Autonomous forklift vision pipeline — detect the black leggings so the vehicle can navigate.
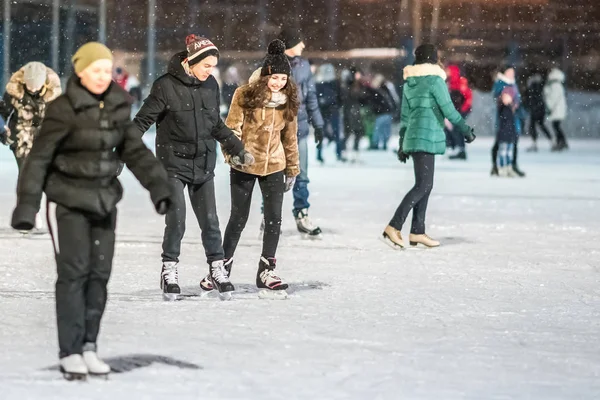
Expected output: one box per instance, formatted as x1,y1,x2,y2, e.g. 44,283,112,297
223,169,285,260
551,120,567,145
529,116,552,142
389,152,435,234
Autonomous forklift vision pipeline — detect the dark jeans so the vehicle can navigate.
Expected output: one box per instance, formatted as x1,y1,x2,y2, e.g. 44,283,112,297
293,136,310,211
318,109,343,159
223,169,285,259
389,152,435,234
551,120,567,145
162,177,224,264
529,115,552,142
492,136,520,168
49,203,116,358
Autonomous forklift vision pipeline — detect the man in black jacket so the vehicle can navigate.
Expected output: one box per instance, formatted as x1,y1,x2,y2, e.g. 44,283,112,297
134,34,254,300
278,28,325,239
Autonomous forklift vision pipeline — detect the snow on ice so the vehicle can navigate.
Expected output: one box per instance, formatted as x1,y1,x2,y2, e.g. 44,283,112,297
0,135,598,399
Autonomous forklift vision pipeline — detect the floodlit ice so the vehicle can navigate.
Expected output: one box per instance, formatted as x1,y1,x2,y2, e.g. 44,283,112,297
0,132,598,399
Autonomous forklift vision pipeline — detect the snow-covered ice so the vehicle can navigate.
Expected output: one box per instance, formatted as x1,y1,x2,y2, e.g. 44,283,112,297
0,135,599,399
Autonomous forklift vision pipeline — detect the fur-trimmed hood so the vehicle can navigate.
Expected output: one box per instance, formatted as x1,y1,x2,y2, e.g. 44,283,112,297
496,72,516,85
403,63,447,81
6,65,62,102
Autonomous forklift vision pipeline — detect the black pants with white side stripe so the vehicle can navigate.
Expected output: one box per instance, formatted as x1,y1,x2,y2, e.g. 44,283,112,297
50,204,116,358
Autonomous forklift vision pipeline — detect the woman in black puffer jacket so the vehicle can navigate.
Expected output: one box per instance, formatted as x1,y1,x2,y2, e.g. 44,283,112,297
11,42,172,380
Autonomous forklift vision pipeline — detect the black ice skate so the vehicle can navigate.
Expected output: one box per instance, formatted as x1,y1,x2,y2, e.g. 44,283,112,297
210,260,235,300
256,256,288,299
294,208,322,239
200,258,233,292
59,354,88,381
160,262,181,301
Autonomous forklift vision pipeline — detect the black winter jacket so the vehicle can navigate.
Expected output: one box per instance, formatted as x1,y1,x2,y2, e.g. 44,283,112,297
11,76,171,228
134,51,244,184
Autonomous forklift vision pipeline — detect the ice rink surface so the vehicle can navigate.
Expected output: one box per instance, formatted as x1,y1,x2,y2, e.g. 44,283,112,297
0,136,598,399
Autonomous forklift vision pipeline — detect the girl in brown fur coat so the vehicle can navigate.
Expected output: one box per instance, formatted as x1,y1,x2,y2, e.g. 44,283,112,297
200,39,299,296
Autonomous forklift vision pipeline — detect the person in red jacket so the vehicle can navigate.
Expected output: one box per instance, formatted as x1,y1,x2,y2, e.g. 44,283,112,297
445,65,473,160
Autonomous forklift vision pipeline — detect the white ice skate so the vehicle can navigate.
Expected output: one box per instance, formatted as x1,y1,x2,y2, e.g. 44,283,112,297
83,350,111,378
59,354,88,381
256,257,289,300
294,209,322,240
160,262,182,301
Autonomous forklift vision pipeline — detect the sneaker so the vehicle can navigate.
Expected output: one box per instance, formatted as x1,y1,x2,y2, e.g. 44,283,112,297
294,208,322,238
409,233,440,248
59,354,88,381
200,258,233,291
256,256,288,290
82,344,110,376
160,262,181,301
209,260,234,299
381,225,405,249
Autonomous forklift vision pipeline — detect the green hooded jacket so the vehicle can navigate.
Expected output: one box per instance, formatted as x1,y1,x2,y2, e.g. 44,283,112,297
399,63,472,155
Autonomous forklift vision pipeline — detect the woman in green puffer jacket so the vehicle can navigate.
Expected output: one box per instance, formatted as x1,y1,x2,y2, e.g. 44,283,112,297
381,44,475,249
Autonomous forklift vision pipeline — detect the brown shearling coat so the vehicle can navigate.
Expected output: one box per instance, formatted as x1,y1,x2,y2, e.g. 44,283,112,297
224,86,300,177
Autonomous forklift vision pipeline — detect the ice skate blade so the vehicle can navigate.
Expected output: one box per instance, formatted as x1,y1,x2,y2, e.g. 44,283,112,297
218,291,233,301
60,368,87,381
379,235,404,250
162,293,183,302
89,372,110,380
409,241,439,249
258,289,289,300
301,233,323,241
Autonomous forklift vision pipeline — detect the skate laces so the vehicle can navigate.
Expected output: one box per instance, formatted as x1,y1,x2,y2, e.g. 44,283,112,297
162,264,178,284
260,269,282,283
211,262,230,284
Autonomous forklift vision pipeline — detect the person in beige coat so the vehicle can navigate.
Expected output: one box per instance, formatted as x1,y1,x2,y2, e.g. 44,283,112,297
200,40,299,295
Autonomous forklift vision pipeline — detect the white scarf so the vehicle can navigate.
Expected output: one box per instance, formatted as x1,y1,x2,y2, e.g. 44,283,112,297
265,91,287,108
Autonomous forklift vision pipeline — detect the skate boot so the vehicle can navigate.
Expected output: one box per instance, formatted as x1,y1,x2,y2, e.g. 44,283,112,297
59,354,88,381
526,143,538,152
256,256,288,299
82,343,110,377
409,233,440,248
498,166,508,177
448,150,467,160
512,165,526,177
294,208,322,239
506,165,518,178
160,261,181,301
490,165,499,176
200,258,233,291
380,225,405,249
209,260,235,300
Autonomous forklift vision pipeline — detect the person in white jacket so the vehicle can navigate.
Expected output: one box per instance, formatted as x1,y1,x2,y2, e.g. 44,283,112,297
543,68,569,151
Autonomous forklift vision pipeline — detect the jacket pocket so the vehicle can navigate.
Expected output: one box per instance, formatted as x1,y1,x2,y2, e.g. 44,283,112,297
171,140,197,159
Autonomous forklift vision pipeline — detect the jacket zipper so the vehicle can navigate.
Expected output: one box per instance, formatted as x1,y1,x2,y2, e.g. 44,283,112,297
263,108,276,175
190,95,203,177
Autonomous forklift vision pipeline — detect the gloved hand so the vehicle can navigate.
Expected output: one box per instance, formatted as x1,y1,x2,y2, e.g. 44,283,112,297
464,127,476,144
314,127,324,147
284,176,296,192
397,149,409,163
231,149,255,167
155,199,170,215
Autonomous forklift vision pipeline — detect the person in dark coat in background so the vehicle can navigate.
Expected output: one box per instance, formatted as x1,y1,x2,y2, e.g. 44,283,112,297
134,34,255,300
315,63,344,163
495,89,519,177
11,42,172,380
524,71,552,152
278,27,325,239
342,66,368,162
491,65,525,177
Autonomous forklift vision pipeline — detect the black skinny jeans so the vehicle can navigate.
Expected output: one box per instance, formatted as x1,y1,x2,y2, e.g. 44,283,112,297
223,169,285,260
389,152,435,234
529,115,552,142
